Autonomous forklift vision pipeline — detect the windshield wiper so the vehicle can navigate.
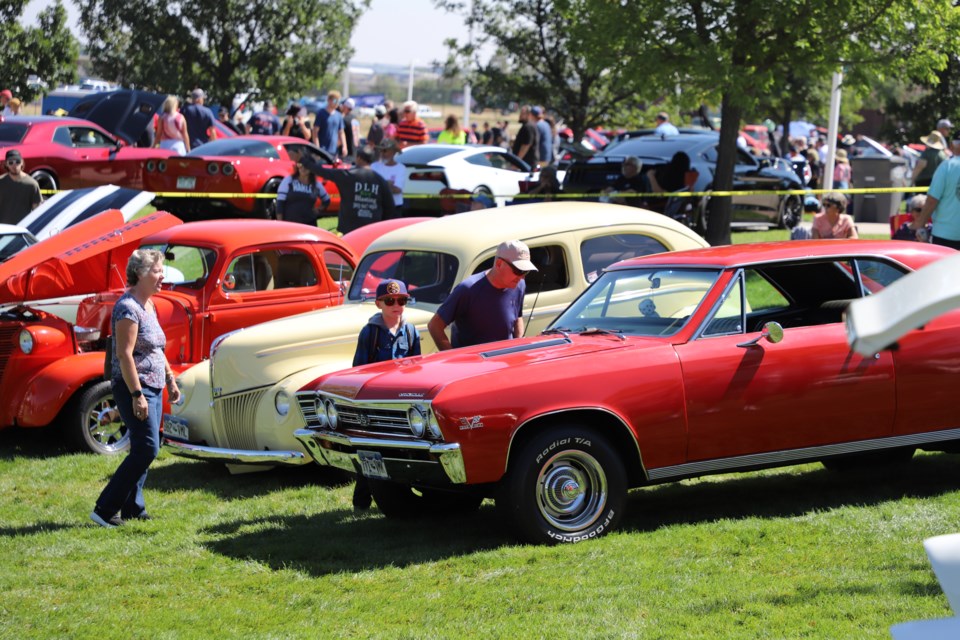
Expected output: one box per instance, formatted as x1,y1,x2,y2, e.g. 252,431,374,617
579,327,626,341
542,327,572,338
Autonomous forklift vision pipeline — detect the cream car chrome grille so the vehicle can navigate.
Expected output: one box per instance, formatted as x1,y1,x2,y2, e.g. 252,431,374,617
212,387,268,450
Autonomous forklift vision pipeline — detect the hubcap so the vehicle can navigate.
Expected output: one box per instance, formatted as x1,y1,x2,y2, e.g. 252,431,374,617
86,394,130,453
536,449,607,532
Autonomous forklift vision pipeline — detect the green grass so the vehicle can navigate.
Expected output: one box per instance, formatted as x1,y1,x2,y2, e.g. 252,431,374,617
1,426,957,638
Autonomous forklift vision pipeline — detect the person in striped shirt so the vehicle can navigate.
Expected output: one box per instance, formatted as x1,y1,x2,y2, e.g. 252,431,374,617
396,100,429,148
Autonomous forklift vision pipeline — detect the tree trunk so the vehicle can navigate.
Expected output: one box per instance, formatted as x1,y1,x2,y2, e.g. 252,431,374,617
705,93,742,246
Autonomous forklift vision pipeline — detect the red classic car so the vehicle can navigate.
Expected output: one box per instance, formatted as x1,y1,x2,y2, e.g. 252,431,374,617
0,210,360,455
0,115,174,193
144,136,343,221
294,240,960,544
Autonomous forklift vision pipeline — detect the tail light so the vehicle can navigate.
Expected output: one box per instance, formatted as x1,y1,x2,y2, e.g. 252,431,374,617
145,160,156,172
222,163,235,176
207,162,220,175
410,170,446,182
158,160,167,172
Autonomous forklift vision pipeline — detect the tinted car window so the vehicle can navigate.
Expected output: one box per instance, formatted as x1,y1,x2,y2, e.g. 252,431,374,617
349,250,460,304
602,136,711,159
473,244,569,292
0,123,28,143
580,233,670,283
395,146,459,165
187,139,279,159
53,127,73,146
69,127,113,147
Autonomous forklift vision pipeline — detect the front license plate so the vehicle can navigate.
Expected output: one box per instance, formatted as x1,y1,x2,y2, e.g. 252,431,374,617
176,176,196,190
357,450,389,479
163,415,189,440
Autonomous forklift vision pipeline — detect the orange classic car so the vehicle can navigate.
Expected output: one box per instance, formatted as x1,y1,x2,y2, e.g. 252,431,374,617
0,211,359,455
294,240,960,544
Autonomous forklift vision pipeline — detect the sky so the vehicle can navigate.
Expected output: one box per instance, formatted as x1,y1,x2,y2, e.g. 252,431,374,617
23,0,468,68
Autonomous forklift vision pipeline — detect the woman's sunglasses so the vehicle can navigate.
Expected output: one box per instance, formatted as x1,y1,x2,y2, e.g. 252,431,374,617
380,297,408,306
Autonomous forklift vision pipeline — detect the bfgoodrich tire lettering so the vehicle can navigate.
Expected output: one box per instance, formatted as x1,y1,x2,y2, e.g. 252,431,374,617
498,425,626,544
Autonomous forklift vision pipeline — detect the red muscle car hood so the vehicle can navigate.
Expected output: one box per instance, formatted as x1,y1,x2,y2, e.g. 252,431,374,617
314,334,648,401
0,210,181,303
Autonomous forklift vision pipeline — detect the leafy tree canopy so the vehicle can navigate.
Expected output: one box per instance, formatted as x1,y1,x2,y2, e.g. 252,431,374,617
0,0,79,103
79,0,368,107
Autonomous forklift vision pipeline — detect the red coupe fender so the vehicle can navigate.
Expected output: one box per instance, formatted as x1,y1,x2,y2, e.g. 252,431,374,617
18,352,105,427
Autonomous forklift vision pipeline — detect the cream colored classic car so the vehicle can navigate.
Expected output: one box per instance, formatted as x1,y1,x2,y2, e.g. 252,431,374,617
163,201,709,470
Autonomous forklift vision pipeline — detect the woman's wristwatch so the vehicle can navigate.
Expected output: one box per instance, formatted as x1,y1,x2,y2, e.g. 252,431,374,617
132,390,144,399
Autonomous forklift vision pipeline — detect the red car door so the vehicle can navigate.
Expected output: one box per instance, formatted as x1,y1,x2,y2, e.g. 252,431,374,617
66,125,124,187
674,269,896,462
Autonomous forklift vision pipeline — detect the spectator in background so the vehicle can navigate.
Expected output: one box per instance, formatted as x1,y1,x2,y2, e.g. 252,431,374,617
805,149,822,190
396,101,429,148
247,100,281,135
481,121,492,145
182,89,217,149
340,98,360,162
491,125,505,148
467,122,479,144
648,151,690,193
911,152,960,248
367,105,386,146
524,165,560,203
812,192,858,239
154,95,190,155
500,119,512,148
0,89,12,115
371,138,406,209
288,145,397,234
601,156,647,206
533,106,553,166
275,160,330,226
6,98,22,116
512,106,539,167
952,137,960,157
218,107,243,135
384,107,399,140
281,104,311,140
0,150,42,224
437,114,466,144
653,111,679,136
912,131,947,188
312,91,345,157
833,149,851,189
937,119,953,151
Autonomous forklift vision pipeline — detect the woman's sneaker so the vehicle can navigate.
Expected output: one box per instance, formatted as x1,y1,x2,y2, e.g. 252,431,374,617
90,508,124,528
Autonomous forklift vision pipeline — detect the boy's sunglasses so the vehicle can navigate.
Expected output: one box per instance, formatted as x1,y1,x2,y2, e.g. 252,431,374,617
380,297,408,306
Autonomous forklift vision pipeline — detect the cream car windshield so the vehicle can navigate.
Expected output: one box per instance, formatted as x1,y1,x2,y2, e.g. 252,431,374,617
549,267,720,337
348,250,460,304
142,243,218,289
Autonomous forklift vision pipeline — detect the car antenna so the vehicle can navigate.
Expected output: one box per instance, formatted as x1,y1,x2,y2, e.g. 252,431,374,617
522,272,544,338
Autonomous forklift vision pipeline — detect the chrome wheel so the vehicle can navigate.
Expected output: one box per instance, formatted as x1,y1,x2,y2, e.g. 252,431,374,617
536,449,608,532
70,381,130,455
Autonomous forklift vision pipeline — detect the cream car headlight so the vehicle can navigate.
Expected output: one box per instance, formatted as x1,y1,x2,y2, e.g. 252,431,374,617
18,329,34,354
324,399,338,429
408,405,426,438
275,389,290,417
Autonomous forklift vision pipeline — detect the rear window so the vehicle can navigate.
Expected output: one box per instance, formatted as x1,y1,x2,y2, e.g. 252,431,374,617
602,136,707,160
397,146,458,165
0,124,28,143
187,139,278,159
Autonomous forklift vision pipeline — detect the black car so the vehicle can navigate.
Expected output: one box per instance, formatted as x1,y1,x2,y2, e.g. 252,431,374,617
562,132,805,232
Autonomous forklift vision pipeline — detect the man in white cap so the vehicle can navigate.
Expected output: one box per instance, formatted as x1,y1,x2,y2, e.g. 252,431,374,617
937,118,953,149
182,88,218,149
428,240,537,350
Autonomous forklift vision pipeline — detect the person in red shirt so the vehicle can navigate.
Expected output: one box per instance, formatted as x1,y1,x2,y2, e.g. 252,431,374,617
396,100,429,148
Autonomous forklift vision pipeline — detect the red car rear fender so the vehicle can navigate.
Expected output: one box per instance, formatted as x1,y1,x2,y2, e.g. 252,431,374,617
18,353,105,428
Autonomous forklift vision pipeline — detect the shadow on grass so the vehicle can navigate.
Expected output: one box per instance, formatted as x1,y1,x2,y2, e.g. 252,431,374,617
201,453,960,575
202,505,511,575
0,522,80,537
146,457,354,499
0,425,74,460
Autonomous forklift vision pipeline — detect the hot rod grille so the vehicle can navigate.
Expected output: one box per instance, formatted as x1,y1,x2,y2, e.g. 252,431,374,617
212,387,268,451
336,405,410,437
0,325,16,381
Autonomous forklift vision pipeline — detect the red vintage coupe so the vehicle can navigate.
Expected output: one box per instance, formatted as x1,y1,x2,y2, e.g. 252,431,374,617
0,210,359,455
144,136,343,220
294,240,960,544
0,115,174,192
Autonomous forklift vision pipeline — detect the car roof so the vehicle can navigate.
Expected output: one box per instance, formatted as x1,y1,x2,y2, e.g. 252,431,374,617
143,218,345,250
365,201,707,254
1,116,98,127
612,240,955,271
602,134,717,157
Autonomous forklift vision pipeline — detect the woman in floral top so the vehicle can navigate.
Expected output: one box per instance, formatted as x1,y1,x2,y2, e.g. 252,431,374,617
91,249,181,528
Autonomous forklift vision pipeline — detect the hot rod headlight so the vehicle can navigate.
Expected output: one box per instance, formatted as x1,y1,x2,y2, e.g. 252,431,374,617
408,406,426,438
324,400,338,429
18,330,34,354
275,389,290,417
426,412,442,440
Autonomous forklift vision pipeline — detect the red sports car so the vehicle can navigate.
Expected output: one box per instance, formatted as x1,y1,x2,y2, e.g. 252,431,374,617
0,115,174,193
294,240,960,544
144,136,343,221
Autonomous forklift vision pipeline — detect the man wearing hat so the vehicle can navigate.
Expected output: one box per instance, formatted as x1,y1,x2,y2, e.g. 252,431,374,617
182,88,218,149
912,130,948,188
0,150,43,225
428,239,537,350
0,90,12,116
371,137,405,207
937,119,953,147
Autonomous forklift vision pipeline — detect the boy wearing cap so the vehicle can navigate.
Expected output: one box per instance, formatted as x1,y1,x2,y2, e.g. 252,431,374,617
428,240,536,350
351,278,421,509
0,149,43,225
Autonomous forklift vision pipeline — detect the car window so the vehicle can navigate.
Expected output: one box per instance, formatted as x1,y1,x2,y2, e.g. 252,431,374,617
856,258,907,294
473,244,569,292
348,250,460,304
272,249,319,288
487,153,526,172
580,233,670,283
0,123,28,143
186,139,279,159
324,249,354,286
53,127,73,147
142,243,217,289
69,127,112,148
466,153,493,169
285,143,334,165
702,273,745,337
222,251,278,292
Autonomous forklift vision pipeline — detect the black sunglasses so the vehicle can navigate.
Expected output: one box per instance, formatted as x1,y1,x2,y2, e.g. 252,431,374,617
5,160,22,165
501,259,529,277
380,297,408,306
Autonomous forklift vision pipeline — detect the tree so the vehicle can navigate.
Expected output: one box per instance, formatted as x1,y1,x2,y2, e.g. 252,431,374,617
79,0,367,106
435,0,677,141
0,0,79,103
